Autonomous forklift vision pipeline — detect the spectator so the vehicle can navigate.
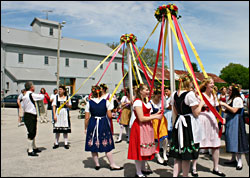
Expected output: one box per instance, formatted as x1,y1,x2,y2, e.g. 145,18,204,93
50,88,58,124
17,89,26,127
40,88,50,123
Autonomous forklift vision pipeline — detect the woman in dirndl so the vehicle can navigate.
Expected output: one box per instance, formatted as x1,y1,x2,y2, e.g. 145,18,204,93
116,88,131,143
128,84,163,177
169,75,204,177
192,77,226,177
150,86,169,165
220,84,249,170
85,85,123,171
52,85,72,149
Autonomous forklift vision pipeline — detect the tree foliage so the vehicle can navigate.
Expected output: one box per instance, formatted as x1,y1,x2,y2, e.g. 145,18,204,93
191,62,200,72
219,63,249,89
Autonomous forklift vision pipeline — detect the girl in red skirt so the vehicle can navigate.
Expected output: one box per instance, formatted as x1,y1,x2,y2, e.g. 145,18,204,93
128,84,162,177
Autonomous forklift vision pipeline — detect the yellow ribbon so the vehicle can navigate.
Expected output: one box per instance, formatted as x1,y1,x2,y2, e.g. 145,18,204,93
129,43,143,84
178,22,208,78
57,43,123,114
109,72,128,102
167,9,202,99
134,44,166,86
130,55,139,86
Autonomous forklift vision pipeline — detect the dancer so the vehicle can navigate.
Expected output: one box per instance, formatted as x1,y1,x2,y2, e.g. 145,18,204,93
150,86,169,165
22,81,44,156
116,88,131,143
85,85,123,171
191,77,226,177
220,84,249,170
100,83,114,134
169,75,204,177
52,85,72,149
128,84,163,177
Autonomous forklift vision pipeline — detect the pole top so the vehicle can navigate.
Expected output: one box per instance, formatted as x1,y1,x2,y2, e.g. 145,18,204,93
120,33,137,44
154,3,180,22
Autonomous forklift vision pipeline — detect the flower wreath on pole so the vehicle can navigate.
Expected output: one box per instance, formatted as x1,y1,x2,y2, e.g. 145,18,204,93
154,3,180,22
120,33,137,44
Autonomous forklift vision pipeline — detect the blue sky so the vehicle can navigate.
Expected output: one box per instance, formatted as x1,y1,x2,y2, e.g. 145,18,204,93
1,1,249,76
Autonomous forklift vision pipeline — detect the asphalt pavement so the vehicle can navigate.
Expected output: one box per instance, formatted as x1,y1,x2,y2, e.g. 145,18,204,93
1,107,249,177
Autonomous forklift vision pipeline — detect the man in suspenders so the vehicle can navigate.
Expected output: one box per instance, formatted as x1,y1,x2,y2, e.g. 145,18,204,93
22,81,44,156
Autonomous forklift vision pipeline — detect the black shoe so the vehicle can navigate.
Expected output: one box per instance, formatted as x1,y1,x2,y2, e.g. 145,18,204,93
64,145,69,149
110,166,123,171
53,144,59,149
142,170,153,175
95,166,101,170
163,160,168,166
224,160,237,165
212,169,226,177
191,169,199,177
115,140,122,143
27,151,39,156
236,166,243,170
33,148,41,153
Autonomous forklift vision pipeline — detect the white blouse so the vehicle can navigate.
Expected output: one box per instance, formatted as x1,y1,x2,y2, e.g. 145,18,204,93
227,97,244,108
171,91,199,107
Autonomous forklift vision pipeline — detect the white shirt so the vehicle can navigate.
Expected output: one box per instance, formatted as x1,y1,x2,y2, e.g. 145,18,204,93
227,97,244,108
133,99,153,113
22,91,44,115
50,93,57,102
101,93,114,110
85,98,113,113
171,91,199,107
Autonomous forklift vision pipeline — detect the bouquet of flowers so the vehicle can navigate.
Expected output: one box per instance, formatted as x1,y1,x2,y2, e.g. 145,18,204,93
120,33,137,44
154,3,179,22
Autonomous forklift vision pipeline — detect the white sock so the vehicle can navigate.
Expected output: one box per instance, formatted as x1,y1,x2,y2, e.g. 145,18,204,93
236,154,242,167
27,139,33,152
63,133,68,145
135,160,143,176
156,153,164,163
55,133,60,145
118,125,124,141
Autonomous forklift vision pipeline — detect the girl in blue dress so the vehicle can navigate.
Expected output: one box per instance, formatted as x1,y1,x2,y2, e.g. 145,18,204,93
85,85,123,171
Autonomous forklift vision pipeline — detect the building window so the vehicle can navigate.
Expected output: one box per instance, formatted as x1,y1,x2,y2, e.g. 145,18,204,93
100,64,103,69
18,53,23,63
84,60,87,68
115,63,118,70
6,82,9,90
44,56,49,65
65,58,69,67
49,28,53,36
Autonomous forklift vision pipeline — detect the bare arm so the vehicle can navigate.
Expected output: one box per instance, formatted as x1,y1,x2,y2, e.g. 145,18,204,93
107,110,112,119
134,106,162,122
84,112,90,132
53,105,57,122
220,101,239,114
191,100,205,118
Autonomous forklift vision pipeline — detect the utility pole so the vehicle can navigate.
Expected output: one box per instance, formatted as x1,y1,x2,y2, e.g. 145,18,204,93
42,10,53,20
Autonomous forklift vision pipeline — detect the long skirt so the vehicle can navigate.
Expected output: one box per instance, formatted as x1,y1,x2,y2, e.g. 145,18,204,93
225,113,249,153
85,116,114,153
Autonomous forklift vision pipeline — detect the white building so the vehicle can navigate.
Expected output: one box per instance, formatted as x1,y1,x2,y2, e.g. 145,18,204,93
1,17,123,97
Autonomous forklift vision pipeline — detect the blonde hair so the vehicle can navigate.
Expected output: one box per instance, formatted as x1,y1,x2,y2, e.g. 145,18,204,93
199,77,216,99
178,74,193,91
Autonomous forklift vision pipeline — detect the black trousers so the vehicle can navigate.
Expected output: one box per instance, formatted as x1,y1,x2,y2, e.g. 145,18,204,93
24,112,37,140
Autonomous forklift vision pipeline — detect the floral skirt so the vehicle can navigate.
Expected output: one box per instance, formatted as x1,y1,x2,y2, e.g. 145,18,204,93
85,116,114,153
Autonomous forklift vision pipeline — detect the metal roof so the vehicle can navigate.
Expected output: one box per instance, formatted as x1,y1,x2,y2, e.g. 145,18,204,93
5,67,57,82
1,26,122,58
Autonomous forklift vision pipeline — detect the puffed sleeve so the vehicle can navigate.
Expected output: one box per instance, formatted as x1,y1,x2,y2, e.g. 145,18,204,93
106,100,113,110
185,91,199,107
232,97,244,108
85,101,90,112
133,100,142,109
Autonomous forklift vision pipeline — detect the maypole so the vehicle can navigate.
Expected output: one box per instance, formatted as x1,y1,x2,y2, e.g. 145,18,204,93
127,42,134,107
168,20,175,94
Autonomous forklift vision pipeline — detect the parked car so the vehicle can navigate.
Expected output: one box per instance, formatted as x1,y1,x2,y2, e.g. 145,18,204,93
69,94,83,110
1,94,19,108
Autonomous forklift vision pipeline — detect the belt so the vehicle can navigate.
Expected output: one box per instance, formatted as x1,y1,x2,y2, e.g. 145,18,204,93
91,116,106,146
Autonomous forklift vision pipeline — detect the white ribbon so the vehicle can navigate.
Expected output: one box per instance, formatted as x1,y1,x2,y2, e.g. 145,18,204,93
175,115,188,150
91,116,104,146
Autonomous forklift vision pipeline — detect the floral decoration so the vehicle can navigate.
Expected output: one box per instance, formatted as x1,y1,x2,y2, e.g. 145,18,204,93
154,3,180,22
120,33,137,44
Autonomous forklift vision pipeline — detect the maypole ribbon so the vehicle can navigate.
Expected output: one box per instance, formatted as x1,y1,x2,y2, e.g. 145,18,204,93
172,15,224,130
132,43,152,88
57,43,124,114
96,43,125,85
109,72,128,103
129,43,143,84
135,44,165,86
121,44,126,96
149,16,164,100
178,22,208,78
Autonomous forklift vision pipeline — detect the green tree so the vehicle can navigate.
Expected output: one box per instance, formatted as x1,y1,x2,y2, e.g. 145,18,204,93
191,62,200,72
219,63,249,89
